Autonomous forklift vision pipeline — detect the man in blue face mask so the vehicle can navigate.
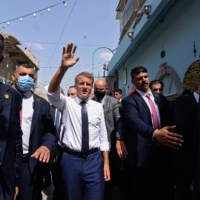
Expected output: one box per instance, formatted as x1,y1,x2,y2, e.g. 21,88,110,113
11,64,56,200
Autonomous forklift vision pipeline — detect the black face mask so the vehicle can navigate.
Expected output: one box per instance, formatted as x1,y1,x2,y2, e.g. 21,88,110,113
94,91,106,101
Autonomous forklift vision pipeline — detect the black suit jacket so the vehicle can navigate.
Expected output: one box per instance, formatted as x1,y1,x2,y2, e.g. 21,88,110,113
28,93,56,174
193,102,200,198
0,83,23,198
122,90,172,167
173,93,197,175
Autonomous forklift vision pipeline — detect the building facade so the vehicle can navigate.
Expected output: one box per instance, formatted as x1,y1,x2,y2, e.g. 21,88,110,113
0,32,39,87
107,0,200,100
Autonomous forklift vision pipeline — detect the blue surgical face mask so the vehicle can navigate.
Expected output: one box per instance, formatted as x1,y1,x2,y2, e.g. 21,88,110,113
17,75,34,91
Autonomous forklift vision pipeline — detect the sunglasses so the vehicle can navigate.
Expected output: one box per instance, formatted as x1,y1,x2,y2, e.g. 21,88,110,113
152,88,163,91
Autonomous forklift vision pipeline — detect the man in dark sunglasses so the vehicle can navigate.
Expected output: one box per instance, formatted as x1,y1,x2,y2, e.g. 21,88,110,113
149,80,164,95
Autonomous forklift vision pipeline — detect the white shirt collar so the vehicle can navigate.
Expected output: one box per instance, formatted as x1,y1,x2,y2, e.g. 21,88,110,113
94,95,107,105
193,91,199,103
22,90,32,99
136,89,153,98
75,96,90,105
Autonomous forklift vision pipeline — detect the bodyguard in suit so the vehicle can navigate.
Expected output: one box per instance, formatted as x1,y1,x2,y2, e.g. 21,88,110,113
11,63,56,200
93,79,127,200
192,89,200,200
0,33,23,200
174,77,200,200
122,66,183,200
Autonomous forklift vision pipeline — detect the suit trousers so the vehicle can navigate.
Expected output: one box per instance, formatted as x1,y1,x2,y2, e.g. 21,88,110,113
17,162,44,200
52,161,64,200
0,167,13,200
59,150,104,200
125,163,175,200
175,171,193,200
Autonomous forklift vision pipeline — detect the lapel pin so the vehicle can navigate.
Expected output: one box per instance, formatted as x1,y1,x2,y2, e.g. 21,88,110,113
4,93,9,99
36,97,41,102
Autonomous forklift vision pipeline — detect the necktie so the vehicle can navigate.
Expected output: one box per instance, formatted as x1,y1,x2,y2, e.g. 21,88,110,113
145,93,160,129
81,101,89,156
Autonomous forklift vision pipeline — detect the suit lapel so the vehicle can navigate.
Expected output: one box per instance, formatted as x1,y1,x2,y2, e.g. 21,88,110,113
103,96,108,111
30,93,41,135
0,84,12,162
134,90,150,112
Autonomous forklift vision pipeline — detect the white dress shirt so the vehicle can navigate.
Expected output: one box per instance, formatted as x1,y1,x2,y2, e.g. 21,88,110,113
193,91,199,103
21,90,34,154
47,88,109,152
136,89,161,128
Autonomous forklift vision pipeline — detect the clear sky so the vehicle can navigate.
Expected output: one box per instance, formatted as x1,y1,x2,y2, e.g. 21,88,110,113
0,0,119,93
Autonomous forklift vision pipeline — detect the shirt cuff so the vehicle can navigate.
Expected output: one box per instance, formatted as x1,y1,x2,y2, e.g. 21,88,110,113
46,86,61,102
100,142,109,152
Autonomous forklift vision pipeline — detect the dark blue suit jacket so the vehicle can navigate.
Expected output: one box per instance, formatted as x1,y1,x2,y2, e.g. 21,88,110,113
0,83,23,197
122,90,172,167
173,93,197,175
28,93,56,174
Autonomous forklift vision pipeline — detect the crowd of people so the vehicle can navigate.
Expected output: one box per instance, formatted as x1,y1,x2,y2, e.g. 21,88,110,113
0,34,200,200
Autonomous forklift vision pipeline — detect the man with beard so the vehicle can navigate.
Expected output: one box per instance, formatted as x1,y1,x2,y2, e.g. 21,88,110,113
93,78,127,200
122,66,183,200
0,33,23,200
47,43,110,200
11,63,56,200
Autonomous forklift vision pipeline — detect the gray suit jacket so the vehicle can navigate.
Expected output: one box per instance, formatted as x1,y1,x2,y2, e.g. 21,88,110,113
93,95,124,153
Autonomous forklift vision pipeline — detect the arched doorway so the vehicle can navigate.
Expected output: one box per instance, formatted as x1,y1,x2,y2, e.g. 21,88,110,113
155,62,183,99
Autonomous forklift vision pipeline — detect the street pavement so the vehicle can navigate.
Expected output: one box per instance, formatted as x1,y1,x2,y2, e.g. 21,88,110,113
41,181,122,200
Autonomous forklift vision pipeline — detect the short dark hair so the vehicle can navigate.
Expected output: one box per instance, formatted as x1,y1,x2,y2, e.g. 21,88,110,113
0,33,5,57
75,72,94,85
15,63,35,73
149,80,164,89
69,86,76,89
113,88,122,94
130,66,147,77
18,63,34,69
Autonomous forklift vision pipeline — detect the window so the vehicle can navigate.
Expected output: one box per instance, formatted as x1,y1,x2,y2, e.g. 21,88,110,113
119,0,139,33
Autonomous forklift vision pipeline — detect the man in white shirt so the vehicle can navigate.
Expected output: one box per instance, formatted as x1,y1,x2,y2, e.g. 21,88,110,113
47,43,110,200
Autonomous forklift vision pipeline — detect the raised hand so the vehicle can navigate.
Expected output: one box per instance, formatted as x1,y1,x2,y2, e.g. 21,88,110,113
61,43,80,68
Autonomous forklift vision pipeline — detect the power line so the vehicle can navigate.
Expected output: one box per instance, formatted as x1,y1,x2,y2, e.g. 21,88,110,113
41,0,77,76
